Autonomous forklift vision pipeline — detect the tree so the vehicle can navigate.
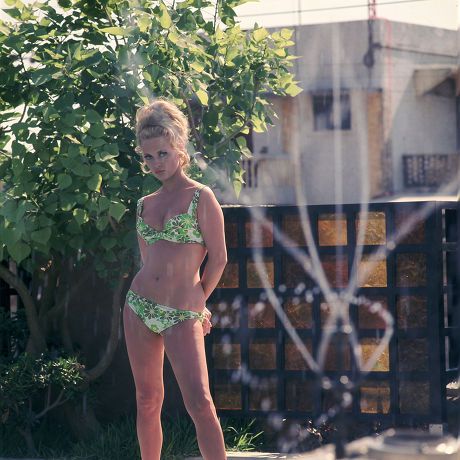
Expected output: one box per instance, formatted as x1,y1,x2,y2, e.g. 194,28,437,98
0,0,301,443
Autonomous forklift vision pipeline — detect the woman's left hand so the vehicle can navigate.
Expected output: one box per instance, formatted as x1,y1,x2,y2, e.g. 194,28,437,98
202,307,212,336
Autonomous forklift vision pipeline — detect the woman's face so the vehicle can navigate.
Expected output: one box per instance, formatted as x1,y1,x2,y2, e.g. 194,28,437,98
140,136,182,181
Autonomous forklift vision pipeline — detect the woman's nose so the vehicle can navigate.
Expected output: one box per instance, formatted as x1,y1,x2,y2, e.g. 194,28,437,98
150,155,162,165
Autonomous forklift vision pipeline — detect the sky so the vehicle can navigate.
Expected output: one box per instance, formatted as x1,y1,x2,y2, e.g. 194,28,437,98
0,0,458,30
234,0,458,30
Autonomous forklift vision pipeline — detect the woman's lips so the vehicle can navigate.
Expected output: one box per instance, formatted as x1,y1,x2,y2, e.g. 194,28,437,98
154,170,165,174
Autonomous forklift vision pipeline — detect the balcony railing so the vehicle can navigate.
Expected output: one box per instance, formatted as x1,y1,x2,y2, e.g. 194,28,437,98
403,153,459,189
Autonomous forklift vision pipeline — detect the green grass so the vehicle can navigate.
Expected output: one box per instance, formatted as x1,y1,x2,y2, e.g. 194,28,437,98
0,414,264,459
222,418,264,452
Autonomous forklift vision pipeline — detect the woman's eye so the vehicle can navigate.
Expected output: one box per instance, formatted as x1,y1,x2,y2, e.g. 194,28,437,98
144,154,152,160
159,151,168,157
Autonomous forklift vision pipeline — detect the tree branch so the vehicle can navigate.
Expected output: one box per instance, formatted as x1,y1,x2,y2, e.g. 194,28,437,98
44,264,92,323
84,264,131,381
213,0,219,33
38,254,62,325
179,87,205,155
0,263,46,354
35,388,69,419
214,81,260,152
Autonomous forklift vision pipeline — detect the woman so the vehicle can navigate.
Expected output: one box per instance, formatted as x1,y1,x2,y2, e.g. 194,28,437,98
123,99,228,460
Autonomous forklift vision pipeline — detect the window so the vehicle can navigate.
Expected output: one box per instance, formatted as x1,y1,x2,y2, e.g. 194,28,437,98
313,92,351,131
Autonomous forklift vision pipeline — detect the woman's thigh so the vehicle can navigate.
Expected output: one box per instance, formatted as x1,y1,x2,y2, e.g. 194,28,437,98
123,304,165,398
162,319,212,410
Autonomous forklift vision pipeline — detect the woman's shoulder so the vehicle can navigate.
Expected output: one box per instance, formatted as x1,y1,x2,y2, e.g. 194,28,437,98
193,182,215,198
139,190,161,203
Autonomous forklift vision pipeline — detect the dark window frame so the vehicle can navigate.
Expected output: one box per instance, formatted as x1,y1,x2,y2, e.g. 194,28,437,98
312,91,352,131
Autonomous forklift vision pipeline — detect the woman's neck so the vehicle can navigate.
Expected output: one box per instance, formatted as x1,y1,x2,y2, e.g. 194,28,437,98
160,168,190,193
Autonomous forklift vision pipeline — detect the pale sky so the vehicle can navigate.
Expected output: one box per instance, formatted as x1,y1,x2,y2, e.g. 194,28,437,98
234,0,458,30
0,0,458,30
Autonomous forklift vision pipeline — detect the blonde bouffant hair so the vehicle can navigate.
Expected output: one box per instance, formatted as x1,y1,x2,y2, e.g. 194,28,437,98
135,98,191,173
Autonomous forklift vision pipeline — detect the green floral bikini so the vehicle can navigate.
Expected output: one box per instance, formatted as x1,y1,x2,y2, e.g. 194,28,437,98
126,186,207,335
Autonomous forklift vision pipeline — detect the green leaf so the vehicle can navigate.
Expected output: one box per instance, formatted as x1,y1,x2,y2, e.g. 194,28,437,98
8,241,31,264
88,123,105,138
195,89,208,106
236,136,252,158
99,26,133,36
273,48,286,57
62,113,77,127
280,28,294,40
138,13,151,33
285,84,303,97
72,208,88,225
72,163,92,177
101,237,116,250
98,196,111,212
73,42,82,60
86,174,102,192
190,61,205,73
31,228,52,244
0,226,21,246
108,201,126,222
96,216,109,231
0,201,17,221
159,2,172,29
233,178,242,198
95,144,119,161
253,27,268,42
57,173,72,189
60,195,77,211
85,109,103,123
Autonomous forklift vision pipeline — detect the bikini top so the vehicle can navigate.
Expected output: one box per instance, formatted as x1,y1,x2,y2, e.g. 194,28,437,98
136,186,206,246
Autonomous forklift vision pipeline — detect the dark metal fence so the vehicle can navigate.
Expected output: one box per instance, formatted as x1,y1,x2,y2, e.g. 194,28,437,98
207,201,458,426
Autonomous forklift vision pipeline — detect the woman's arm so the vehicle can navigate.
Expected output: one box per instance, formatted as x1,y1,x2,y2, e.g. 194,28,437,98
137,235,147,266
198,187,227,300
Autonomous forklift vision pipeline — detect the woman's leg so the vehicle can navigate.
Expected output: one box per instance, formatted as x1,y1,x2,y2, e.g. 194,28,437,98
163,319,226,460
123,304,165,460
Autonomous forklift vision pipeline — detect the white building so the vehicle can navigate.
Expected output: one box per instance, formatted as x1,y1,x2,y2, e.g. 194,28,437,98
227,20,458,205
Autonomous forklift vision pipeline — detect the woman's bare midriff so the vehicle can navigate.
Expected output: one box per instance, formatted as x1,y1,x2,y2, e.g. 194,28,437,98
129,240,207,313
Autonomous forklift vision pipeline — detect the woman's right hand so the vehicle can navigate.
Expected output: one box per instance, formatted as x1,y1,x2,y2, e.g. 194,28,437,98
202,307,212,336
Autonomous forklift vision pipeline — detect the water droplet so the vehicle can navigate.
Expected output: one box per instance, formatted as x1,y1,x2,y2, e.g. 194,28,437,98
261,398,271,411
255,302,265,313
295,282,306,294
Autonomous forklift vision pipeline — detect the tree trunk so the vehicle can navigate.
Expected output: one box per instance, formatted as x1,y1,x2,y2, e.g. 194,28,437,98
84,269,130,381
18,425,36,456
0,263,46,354
62,396,102,441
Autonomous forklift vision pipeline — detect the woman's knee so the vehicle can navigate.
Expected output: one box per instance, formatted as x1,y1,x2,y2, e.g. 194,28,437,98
136,387,164,415
185,392,217,422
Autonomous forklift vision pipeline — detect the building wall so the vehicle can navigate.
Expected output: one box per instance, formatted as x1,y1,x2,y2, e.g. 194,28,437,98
237,20,457,205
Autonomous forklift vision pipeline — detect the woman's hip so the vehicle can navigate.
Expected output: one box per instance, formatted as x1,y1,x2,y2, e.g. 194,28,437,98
129,273,206,311
125,289,205,335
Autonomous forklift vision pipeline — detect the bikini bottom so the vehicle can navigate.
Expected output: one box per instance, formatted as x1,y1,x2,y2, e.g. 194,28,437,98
125,289,205,335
